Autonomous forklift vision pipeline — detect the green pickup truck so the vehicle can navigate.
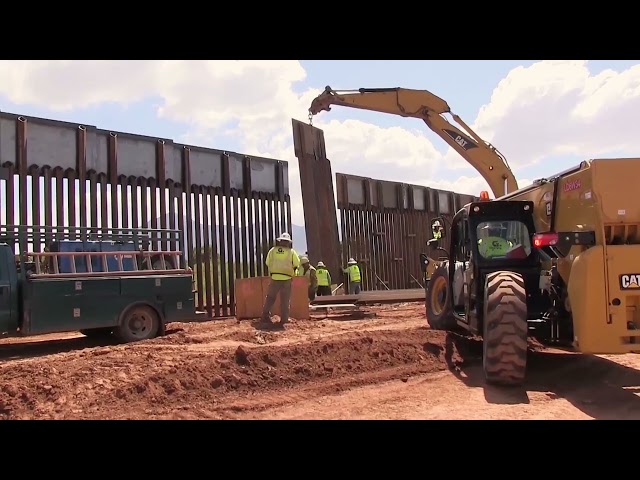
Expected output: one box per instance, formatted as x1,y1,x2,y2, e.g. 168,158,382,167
0,225,196,343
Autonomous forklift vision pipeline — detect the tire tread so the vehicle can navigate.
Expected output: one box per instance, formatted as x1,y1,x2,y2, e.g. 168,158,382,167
483,271,528,386
425,265,457,330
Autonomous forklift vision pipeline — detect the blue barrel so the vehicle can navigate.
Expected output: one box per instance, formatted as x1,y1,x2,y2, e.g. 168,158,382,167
49,240,101,273
99,241,137,271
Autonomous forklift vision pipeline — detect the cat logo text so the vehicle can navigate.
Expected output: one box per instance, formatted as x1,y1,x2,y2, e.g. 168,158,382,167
620,274,640,290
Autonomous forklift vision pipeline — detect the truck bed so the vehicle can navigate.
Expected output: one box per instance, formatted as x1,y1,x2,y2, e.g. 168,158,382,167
19,273,196,336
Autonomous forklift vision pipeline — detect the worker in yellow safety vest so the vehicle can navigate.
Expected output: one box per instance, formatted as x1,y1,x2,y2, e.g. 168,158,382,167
315,261,332,297
261,232,301,326
298,255,318,301
343,258,362,295
477,222,513,258
432,220,443,240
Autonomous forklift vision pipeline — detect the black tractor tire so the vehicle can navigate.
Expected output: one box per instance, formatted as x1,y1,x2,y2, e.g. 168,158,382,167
425,265,457,330
482,271,528,386
114,305,161,343
79,327,113,338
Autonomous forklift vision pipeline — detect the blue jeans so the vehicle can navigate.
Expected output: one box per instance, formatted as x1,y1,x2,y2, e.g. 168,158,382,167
350,282,361,295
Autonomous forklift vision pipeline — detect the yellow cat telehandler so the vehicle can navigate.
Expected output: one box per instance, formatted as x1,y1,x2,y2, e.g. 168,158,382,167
308,85,640,386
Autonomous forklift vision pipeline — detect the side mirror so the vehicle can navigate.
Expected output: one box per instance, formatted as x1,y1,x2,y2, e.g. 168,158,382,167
419,253,430,273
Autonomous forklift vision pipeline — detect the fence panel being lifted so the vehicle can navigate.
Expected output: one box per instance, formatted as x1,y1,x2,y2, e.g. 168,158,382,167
0,111,291,319
335,173,479,291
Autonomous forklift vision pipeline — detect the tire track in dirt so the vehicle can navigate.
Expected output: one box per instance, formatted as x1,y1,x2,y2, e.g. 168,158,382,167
225,344,640,420
10,301,634,420
0,316,476,419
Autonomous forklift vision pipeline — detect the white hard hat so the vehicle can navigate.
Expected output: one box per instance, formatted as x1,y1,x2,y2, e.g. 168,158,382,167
277,232,292,242
300,256,309,264
317,261,325,268
433,220,441,227
348,258,356,264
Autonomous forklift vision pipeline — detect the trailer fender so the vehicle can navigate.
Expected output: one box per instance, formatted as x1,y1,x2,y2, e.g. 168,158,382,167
118,301,166,337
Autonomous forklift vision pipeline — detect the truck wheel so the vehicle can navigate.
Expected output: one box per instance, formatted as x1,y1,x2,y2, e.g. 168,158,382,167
425,265,456,330
482,271,528,386
115,305,160,343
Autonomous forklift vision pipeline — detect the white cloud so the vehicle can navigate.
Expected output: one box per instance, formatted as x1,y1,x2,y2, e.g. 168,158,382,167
473,60,640,166
1,60,639,226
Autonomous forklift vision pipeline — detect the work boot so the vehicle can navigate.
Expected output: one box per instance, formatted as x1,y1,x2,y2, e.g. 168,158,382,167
260,315,272,325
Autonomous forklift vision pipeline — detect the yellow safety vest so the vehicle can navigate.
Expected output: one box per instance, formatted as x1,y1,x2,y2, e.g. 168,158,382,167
477,237,512,257
316,268,330,287
266,246,300,280
346,264,361,282
433,229,442,239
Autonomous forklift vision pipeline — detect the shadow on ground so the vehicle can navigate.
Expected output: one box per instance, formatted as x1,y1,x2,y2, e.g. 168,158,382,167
0,328,184,363
249,319,287,332
430,332,640,419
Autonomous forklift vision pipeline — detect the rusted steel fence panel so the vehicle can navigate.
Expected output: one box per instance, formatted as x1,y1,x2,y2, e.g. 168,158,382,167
291,119,341,281
336,173,480,291
0,111,290,319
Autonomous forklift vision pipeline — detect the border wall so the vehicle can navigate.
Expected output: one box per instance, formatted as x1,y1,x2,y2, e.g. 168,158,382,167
336,173,479,291
0,111,291,318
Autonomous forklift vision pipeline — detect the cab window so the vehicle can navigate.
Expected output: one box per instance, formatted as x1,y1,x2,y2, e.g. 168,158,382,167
476,220,532,260
456,219,470,260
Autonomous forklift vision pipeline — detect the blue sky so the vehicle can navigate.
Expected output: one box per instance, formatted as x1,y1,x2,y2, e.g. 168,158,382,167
3,60,637,142
3,60,637,140
1,59,640,235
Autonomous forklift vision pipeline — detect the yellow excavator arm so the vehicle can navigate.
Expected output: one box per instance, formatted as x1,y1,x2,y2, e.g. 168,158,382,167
308,86,518,198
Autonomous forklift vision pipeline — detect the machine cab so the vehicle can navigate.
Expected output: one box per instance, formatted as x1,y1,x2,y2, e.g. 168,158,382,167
448,198,538,268
443,197,542,329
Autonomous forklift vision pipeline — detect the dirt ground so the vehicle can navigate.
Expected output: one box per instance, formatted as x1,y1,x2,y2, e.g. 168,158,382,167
2,302,640,420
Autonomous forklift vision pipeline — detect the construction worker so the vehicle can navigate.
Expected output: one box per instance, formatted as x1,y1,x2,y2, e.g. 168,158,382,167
298,255,318,301
316,261,332,296
261,232,301,326
477,222,513,258
343,258,362,294
432,220,443,240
